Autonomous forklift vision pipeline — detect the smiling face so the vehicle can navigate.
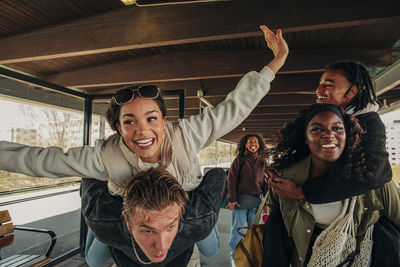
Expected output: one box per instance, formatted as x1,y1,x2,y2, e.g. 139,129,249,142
316,69,357,109
305,111,346,175
245,136,260,153
124,203,180,263
116,98,166,163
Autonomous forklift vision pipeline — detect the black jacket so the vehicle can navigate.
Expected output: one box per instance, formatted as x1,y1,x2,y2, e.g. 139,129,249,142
302,111,392,203
81,168,227,267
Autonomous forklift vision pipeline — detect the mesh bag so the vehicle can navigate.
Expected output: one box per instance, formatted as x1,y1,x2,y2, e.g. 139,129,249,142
307,197,373,267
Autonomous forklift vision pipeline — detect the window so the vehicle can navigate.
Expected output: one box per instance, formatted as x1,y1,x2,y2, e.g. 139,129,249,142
0,79,84,259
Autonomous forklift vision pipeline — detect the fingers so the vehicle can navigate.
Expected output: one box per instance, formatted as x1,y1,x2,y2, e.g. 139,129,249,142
260,25,275,41
272,177,285,183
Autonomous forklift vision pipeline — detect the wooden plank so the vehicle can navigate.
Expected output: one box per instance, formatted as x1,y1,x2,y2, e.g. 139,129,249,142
0,0,399,63
0,210,11,224
0,222,14,236
0,234,14,249
44,49,393,88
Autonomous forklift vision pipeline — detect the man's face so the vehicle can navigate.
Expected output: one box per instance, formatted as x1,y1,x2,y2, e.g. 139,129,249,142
124,203,181,263
316,69,357,109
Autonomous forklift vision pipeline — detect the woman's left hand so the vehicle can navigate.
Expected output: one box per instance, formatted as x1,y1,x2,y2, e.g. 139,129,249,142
268,177,305,199
260,25,289,74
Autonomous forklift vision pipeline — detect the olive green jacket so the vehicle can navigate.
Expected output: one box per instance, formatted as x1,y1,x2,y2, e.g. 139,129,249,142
266,155,400,267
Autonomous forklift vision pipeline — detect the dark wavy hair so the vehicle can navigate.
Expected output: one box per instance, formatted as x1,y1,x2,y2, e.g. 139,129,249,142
236,134,266,157
105,86,167,134
269,104,369,181
326,60,376,112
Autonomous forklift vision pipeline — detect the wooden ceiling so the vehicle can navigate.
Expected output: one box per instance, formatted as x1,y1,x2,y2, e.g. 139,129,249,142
1,0,400,144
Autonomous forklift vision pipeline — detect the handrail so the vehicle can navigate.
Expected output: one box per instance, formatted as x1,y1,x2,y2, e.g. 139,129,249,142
0,181,81,196
0,188,80,206
14,226,57,258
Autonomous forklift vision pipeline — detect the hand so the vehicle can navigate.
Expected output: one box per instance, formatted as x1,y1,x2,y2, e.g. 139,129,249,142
263,205,270,214
265,167,281,181
227,202,240,211
268,177,305,200
260,25,289,74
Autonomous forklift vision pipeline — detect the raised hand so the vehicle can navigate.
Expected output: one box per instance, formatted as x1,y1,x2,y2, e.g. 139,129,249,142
260,25,289,74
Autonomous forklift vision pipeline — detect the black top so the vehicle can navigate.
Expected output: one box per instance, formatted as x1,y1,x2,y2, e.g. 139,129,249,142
81,168,227,267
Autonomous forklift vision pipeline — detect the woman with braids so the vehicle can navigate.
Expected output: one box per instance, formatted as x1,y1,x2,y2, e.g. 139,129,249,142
262,104,399,267
263,60,395,266
226,134,268,262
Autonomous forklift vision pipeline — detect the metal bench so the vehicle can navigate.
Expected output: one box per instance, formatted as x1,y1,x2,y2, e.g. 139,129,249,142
0,210,57,267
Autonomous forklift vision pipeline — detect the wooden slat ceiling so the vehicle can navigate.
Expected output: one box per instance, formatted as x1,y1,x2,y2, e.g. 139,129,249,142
1,0,400,144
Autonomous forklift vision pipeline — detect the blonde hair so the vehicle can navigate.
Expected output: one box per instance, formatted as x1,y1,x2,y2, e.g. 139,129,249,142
123,168,188,222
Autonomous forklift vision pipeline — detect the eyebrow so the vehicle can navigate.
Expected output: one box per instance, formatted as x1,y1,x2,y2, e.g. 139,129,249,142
121,109,159,118
139,218,179,230
309,121,344,126
320,78,335,83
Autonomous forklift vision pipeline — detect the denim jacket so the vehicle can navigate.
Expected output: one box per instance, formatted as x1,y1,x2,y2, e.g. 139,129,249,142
81,168,227,267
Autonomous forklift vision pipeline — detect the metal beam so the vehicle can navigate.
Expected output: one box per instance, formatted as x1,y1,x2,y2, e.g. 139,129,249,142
374,58,400,96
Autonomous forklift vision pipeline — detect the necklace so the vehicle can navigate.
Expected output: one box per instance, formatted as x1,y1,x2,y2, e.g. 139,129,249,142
130,235,152,265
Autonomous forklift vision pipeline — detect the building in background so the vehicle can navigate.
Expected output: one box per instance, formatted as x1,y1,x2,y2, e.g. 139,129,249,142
386,120,400,166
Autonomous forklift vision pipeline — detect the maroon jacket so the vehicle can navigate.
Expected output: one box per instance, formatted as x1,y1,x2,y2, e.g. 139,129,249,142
227,150,267,203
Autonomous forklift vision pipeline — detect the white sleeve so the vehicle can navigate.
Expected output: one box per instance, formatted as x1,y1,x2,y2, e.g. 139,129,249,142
0,140,107,180
180,66,275,154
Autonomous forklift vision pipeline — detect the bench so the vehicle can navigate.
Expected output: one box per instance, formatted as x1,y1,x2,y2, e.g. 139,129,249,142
0,210,57,267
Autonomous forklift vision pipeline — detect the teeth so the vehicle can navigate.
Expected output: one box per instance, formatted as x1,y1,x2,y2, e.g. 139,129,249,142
317,95,327,100
136,138,153,146
321,144,336,148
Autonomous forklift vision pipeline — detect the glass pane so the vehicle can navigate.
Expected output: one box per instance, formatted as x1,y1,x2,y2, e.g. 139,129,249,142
0,79,84,259
91,101,114,144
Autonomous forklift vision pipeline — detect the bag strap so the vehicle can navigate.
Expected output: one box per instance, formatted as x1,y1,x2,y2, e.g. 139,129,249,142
252,192,268,225
237,154,245,182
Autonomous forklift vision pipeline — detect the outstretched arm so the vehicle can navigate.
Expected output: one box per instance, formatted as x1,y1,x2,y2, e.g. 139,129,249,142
181,25,289,154
0,140,107,180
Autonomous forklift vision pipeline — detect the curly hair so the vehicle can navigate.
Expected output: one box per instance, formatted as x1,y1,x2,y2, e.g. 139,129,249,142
236,134,266,157
105,86,167,134
269,104,369,181
123,168,188,223
326,61,376,112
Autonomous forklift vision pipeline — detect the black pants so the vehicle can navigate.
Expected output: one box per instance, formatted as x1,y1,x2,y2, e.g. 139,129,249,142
261,209,293,267
370,216,400,267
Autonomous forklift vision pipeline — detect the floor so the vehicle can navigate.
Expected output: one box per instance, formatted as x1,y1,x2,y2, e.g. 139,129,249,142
53,253,114,267
51,208,233,267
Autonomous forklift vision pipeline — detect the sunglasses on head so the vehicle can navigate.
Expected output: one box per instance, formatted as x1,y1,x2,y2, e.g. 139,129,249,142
112,85,160,105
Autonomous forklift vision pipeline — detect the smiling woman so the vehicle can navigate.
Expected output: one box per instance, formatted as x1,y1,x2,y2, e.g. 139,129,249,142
0,25,289,266
262,103,400,267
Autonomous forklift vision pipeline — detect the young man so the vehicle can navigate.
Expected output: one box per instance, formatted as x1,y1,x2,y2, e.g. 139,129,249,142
81,167,226,267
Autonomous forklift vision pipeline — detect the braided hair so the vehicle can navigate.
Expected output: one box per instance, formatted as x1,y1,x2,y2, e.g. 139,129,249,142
326,61,376,112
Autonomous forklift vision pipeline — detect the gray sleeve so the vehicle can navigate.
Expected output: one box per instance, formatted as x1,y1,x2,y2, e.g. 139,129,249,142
0,140,107,180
